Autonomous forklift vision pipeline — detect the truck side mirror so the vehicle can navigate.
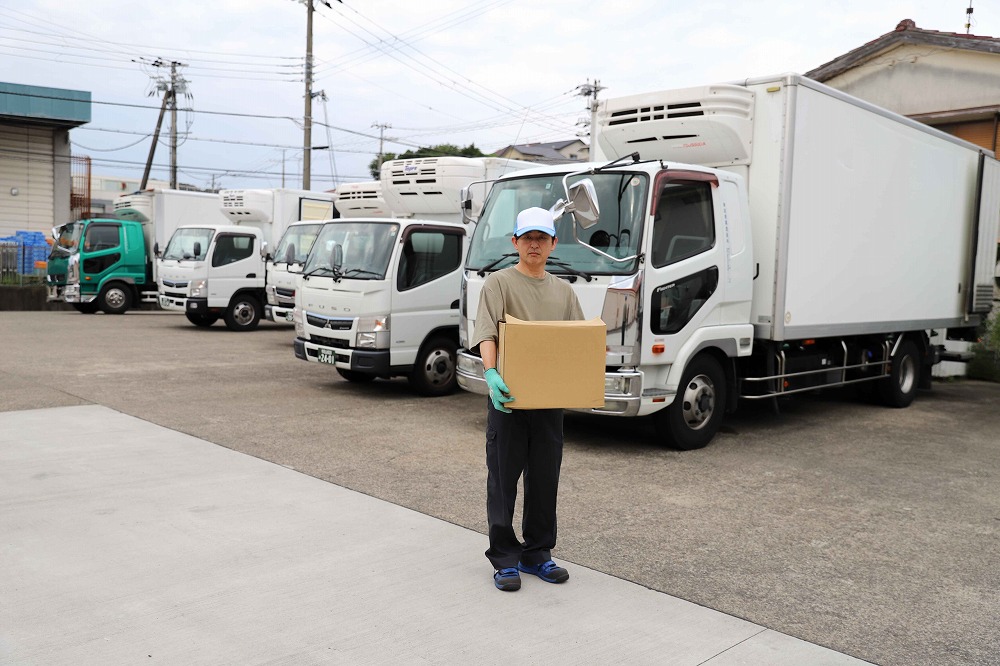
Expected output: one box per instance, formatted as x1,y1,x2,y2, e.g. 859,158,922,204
568,179,600,229
550,178,600,230
153,242,160,258
193,241,201,258
285,243,296,264
459,186,474,225
331,242,343,272
260,241,270,260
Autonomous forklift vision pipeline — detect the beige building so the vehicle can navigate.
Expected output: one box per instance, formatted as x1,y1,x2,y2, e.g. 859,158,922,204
807,19,1000,152
493,139,589,164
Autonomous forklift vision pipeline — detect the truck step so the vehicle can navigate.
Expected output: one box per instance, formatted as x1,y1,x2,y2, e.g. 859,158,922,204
939,350,975,363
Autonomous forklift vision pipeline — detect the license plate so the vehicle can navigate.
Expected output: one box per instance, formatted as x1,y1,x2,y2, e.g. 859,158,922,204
285,311,294,322
159,296,169,308
317,348,336,365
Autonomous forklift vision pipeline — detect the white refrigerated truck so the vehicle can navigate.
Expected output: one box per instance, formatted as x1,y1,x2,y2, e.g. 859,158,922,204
158,188,336,331
456,73,1000,449
292,156,534,395
263,183,394,324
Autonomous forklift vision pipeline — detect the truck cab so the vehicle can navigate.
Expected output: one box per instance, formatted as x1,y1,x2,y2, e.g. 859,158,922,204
158,224,267,330
293,218,467,395
264,220,326,324
51,218,152,314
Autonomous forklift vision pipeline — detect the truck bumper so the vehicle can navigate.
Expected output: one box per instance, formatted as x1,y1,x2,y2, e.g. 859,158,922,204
158,293,187,312
456,349,646,417
46,285,64,302
63,284,96,304
265,304,295,323
295,337,391,375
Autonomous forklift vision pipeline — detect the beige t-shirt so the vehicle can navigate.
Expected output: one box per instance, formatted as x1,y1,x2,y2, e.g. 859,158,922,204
471,266,585,350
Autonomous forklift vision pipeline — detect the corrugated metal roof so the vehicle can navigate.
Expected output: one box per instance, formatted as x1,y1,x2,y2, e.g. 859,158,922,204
0,81,91,128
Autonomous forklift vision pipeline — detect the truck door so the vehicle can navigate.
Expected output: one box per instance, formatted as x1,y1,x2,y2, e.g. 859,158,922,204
391,226,465,364
81,222,124,294
208,232,258,307
643,171,723,366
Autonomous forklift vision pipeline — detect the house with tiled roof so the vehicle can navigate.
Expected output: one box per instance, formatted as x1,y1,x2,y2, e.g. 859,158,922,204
493,139,589,164
807,19,1000,151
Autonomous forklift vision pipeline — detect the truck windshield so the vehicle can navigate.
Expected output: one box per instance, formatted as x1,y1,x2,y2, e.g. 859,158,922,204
467,171,648,275
303,221,399,279
163,227,214,261
273,222,323,265
49,222,83,257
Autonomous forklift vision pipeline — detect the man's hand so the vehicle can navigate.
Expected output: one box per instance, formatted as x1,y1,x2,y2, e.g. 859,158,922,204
484,368,513,413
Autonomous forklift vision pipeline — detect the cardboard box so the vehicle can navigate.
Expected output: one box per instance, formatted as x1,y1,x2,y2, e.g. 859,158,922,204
497,316,606,410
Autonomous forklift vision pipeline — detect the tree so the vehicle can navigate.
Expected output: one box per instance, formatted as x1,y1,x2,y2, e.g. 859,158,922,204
369,143,485,179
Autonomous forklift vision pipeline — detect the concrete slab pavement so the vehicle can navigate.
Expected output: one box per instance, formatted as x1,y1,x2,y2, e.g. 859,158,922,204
0,405,870,665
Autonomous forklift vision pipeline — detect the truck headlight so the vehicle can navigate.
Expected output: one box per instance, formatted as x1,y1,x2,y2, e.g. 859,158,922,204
190,278,207,298
266,284,277,305
293,308,304,337
67,256,79,282
356,315,389,349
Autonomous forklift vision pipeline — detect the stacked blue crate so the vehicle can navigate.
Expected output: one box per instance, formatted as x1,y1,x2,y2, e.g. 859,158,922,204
11,231,51,274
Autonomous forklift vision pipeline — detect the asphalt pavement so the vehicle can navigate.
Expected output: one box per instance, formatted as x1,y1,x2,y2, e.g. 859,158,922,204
1,310,998,665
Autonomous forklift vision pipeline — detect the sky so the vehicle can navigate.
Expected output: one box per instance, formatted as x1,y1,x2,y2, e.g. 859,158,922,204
2,0,997,192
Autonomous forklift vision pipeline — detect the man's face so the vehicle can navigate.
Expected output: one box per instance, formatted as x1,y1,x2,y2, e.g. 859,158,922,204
512,231,557,268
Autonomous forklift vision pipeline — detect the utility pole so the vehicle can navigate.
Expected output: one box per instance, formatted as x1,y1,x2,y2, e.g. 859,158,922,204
577,79,606,161
372,122,391,174
140,58,187,190
303,0,314,190
168,61,184,189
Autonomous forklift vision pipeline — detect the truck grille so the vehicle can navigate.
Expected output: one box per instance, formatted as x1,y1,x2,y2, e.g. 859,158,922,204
162,280,189,289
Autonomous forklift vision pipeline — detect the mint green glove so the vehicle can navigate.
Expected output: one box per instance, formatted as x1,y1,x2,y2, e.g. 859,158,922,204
484,368,513,413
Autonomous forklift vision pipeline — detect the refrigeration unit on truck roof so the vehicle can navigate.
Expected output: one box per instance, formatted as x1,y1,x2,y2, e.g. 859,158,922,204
220,189,277,223
334,181,391,218
380,156,536,217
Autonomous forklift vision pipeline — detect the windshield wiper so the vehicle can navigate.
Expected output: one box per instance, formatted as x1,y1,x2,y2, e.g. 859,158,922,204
301,266,342,281
341,268,382,279
476,252,518,277
546,256,592,282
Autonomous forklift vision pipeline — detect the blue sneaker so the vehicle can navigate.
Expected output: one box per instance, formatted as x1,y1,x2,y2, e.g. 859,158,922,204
518,560,569,583
494,567,521,591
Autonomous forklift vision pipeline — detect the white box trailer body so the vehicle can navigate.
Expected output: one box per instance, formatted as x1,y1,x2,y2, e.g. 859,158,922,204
596,75,999,339
293,156,535,394
115,188,221,256
456,73,1000,449
334,181,391,218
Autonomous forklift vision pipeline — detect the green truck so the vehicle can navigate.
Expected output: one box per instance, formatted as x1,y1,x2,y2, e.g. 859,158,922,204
46,189,221,314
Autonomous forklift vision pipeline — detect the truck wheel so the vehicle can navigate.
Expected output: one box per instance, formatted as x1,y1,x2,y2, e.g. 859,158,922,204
878,339,920,408
99,283,132,315
185,313,219,327
224,294,261,331
653,354,727,450
336,368,376,383
72,302,99,314
409,336,458,397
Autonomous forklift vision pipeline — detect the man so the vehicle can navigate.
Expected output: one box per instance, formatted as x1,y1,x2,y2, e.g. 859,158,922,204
471,206,585,592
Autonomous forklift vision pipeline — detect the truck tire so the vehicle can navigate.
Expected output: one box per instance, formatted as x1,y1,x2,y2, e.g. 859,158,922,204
99,283,132,315
878,339,920,408
185,313,219,327
224,294,262,332
653,354,727,451
409,336,458,397
336,368,376,383
72,302,99,314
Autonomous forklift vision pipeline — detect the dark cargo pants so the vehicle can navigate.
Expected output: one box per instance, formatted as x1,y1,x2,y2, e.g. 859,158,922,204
485,398,565,570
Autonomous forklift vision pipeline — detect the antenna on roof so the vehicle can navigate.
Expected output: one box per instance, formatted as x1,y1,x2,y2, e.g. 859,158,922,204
966,0,974,35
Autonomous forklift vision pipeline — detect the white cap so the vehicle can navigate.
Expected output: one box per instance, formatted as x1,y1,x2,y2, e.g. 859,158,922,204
514,207,557,238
